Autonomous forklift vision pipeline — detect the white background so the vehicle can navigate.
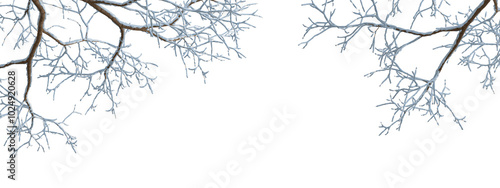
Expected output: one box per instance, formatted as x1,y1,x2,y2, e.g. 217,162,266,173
2,0,500,187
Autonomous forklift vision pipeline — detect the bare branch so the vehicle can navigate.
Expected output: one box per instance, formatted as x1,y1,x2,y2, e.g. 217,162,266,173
303,0,499,134
0,0,256,151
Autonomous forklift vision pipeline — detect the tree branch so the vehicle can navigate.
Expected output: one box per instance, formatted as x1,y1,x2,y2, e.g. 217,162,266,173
24,0,47,125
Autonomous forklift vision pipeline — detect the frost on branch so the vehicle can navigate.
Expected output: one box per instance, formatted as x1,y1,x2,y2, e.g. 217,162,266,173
0,0,256,152
302,0,499,135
